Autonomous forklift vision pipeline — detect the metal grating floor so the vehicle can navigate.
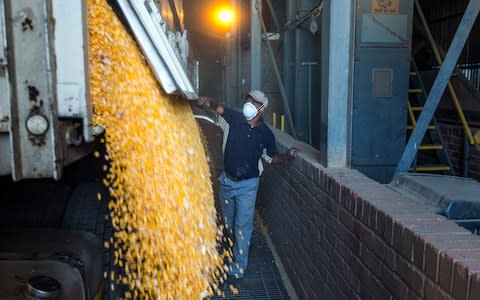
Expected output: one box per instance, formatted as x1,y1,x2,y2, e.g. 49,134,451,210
213,223,291,300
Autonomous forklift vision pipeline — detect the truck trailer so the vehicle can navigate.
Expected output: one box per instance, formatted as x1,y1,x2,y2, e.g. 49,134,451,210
0,1,200,299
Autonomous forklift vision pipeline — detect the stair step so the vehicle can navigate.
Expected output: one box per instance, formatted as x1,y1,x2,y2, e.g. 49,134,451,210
409,88,423,94
407,125,436,130
411,106,423,111
418,144,444,150
412,165,451,172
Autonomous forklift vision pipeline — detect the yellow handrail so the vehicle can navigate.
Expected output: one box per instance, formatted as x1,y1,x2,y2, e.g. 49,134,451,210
407,102,417,127
414,0,475,145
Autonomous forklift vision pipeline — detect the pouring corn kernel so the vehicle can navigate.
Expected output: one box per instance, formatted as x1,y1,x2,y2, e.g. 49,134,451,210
88,0,225,298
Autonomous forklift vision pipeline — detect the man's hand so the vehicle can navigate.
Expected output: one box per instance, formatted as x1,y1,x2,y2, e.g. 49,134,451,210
196,96,211,107
286,147,300,161
196,96,224,115
272,147,301,163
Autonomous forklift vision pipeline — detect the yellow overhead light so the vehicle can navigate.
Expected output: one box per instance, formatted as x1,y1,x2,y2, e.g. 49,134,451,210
217,8,234,25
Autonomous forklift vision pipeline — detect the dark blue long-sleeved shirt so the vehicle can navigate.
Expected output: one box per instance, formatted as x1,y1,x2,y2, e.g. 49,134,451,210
222,107,278,179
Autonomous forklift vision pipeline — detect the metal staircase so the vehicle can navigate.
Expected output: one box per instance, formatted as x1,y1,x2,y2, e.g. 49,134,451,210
407,61,455,175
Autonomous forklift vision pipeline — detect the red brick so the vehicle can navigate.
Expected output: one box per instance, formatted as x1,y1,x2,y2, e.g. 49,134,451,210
337,257,361,293
397,255,426,297
452,261,470,300
438,252,453,293
426,244,440,282
367,203,378,230
360,199,370,224
360,246,383,276
341,188,356,214
469,272,480,300
384,214,395,246
371,234,397,270
349,256,368,282
408,289,422,300
325,196,339,218
359,284,375,300
394,221,405,253
402,228,415,262
338,206,355,231
376,210,386,237
424,279,452,300
364,269,392,300
353,220,374,250
413,235,426,271
335,220,361,255
355,196,364,219
380,264,408,300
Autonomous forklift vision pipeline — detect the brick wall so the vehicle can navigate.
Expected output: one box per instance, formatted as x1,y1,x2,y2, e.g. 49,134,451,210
257,128,480,300
438,123,480,180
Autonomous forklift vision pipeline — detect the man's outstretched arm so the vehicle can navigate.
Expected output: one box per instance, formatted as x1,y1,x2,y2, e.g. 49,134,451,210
197,96,224,115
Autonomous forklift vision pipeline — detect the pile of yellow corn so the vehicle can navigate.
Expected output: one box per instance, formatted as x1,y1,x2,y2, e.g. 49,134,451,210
88,0,226,298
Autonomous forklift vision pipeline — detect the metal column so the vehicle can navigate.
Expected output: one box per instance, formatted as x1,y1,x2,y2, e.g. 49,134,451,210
326,0,354,167
396,0,480,173
250,0,261,90
283,1,296,122
258,7,296,137
294,0,319,143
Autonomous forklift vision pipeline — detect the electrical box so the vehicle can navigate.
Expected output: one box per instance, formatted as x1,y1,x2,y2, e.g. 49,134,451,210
351,0,413,183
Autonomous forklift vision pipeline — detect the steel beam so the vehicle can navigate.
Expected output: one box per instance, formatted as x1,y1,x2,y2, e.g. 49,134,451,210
265,0,280,31
283,1,296,116
6,0,60,180
396,0,480,173
258,10,296,138
250,0,261,90
326,0,353,167
414,0,475,145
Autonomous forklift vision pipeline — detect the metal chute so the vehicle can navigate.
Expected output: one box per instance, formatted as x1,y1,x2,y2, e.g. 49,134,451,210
114,0,198,99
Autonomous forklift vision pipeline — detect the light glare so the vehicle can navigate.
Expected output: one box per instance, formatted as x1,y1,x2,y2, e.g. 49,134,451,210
218,9,233,24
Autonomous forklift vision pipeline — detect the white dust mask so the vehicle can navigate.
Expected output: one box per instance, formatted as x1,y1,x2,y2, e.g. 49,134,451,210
243,102,261,120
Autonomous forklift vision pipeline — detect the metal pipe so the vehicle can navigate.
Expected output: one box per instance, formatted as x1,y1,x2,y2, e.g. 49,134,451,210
258,9,297,138
265,0,280,31
251,0,262,90
414,0,475,145
397,0,480,173
302,61,318,145
464,133,470,177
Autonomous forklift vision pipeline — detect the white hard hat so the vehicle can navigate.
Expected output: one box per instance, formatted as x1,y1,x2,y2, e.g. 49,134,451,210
248,90,269,108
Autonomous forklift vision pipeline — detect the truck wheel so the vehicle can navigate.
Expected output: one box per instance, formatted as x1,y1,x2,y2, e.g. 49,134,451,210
62,182,121,300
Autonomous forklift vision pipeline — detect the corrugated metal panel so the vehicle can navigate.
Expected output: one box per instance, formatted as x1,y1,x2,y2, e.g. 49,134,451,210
420,0,480,65
461,64,480,91
418,0,480,91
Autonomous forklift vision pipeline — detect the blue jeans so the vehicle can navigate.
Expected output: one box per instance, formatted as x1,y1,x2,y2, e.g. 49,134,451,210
219,172,260,278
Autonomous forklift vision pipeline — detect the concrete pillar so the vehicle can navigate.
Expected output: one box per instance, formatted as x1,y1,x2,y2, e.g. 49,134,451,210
325,0,354,167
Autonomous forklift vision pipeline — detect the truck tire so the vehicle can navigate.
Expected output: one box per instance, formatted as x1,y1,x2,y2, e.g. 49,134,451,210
0,180,71,228
62,182,121,300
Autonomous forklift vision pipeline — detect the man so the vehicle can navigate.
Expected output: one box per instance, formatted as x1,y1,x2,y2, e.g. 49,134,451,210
197,90,299,280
